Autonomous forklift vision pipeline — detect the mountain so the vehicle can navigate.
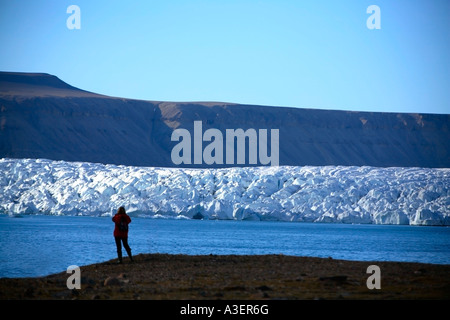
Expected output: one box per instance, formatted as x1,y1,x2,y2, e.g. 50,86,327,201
1,71,449,168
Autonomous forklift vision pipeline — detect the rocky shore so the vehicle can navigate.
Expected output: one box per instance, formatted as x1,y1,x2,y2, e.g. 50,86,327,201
1,253,449,300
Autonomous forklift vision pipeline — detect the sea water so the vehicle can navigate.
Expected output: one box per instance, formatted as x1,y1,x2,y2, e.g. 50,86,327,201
0,215,449,278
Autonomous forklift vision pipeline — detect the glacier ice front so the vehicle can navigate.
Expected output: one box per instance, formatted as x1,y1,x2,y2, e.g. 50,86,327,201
0,158,449,225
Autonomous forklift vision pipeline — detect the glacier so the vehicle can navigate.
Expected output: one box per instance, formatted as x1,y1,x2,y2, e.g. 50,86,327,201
0,158,449,225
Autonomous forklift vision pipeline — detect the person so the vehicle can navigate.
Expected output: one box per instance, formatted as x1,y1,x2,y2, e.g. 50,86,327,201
112,206,133,263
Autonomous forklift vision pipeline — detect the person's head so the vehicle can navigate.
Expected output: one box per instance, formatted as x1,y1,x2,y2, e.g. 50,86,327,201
117,206,126,215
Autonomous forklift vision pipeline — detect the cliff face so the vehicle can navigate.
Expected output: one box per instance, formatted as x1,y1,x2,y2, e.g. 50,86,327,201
1,72,449,168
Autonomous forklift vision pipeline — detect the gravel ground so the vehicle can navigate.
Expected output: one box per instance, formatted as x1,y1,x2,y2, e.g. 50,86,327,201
1,253,449,300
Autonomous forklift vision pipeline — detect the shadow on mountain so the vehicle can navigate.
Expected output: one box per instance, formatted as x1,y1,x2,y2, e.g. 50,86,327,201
1,72,449,168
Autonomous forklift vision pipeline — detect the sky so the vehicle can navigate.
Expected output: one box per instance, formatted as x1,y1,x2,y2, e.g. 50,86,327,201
0,0,449,114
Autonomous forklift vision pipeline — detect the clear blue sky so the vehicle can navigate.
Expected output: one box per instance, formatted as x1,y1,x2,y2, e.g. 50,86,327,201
1,0,449,114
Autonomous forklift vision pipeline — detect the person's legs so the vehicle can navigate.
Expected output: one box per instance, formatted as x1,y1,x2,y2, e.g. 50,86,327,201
114,237,122,263
122,237,133,262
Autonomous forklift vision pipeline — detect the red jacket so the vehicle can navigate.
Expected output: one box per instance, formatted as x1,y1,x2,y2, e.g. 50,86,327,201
112,212,131,238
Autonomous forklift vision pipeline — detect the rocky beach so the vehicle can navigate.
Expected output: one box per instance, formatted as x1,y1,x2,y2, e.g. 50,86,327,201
1,253,449,300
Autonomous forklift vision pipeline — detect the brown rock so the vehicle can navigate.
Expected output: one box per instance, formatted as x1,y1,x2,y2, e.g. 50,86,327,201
103,277,120,286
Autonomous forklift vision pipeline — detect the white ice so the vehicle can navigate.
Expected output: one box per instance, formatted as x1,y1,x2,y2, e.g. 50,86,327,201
0,158,448,225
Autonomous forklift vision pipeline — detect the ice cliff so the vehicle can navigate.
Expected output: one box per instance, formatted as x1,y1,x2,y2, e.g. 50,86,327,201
0,158,448,225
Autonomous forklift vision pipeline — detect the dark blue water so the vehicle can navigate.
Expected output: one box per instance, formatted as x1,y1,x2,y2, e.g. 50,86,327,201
0,215,449,278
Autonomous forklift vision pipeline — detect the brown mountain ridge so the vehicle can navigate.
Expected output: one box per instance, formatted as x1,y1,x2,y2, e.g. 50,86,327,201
1,71,449,168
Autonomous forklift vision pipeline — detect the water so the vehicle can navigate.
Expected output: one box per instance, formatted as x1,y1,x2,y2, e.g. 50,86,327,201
0,215,449,278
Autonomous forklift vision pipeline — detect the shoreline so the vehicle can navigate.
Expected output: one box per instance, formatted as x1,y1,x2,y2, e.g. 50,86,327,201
1,253,449,300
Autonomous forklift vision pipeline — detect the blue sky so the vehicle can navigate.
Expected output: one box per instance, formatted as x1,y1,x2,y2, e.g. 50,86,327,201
0,0,449,114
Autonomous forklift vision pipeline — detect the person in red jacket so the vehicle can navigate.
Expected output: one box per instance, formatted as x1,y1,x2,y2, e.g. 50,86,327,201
112,206,133,263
